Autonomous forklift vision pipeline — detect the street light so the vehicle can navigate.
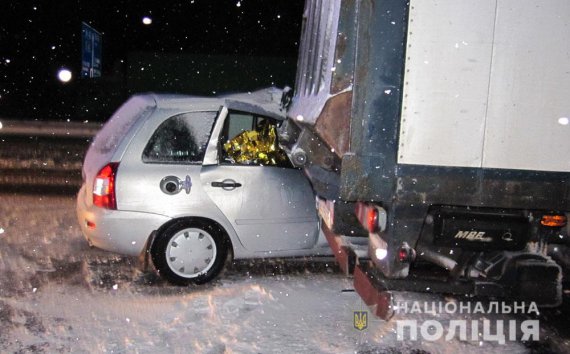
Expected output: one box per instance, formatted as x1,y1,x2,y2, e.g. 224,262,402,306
57,68,73,83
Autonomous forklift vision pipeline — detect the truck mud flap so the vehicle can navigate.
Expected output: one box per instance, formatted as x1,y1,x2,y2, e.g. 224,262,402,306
353,263,395,320
322,223,357,276
323,222,395,320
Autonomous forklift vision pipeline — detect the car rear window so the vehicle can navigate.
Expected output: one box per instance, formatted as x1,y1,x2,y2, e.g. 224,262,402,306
142,111,216,164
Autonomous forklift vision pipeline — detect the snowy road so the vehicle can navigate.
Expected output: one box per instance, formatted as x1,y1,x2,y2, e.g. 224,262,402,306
2,193,569,353
0,193,388,353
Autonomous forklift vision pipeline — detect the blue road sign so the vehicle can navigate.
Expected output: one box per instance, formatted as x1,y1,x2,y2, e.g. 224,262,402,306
81,22,102,78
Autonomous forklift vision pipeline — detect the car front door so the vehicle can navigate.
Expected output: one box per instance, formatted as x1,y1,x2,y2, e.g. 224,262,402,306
201,108,319,252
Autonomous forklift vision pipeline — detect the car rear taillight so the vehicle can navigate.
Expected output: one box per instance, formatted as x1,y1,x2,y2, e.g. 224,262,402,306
93,162,119,210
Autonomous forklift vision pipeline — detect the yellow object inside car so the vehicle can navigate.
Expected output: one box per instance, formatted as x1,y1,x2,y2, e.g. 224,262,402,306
223,123,288,166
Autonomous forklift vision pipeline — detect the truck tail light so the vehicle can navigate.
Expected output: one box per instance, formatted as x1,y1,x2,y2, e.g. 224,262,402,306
367,208,379,233
398,243,416,263
93,162,119,210
356,202,387,233
541,214,567,228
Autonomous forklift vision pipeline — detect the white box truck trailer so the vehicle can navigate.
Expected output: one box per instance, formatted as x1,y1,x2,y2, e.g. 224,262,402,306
279,0,570,317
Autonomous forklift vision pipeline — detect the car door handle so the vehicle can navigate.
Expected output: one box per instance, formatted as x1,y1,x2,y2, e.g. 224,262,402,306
211,179,242,189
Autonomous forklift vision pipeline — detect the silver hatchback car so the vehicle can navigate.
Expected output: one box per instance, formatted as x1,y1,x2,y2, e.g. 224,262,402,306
76,88,331,285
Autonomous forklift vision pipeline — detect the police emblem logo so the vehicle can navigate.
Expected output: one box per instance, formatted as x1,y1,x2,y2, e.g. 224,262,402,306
354,311,368,331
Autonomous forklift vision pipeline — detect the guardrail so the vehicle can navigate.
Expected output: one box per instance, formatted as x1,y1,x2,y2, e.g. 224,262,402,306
0,119,100,138
0,119,100,192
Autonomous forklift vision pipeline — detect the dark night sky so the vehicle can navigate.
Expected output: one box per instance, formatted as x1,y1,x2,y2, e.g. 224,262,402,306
0,0,305,121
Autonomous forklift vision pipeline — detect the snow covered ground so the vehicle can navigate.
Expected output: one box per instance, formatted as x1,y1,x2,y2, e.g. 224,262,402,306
0,193,568,353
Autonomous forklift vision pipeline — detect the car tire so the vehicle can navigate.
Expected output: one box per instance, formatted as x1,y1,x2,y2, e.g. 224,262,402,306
151,219,228,285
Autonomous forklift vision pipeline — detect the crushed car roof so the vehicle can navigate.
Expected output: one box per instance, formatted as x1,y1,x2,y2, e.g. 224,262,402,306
143,87,286,120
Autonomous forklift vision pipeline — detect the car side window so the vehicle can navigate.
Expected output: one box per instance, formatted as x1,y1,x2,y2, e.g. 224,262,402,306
142,111,216,164
220,110,291,167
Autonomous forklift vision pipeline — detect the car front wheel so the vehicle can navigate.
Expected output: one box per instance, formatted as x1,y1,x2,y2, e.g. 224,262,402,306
151,219,228,285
